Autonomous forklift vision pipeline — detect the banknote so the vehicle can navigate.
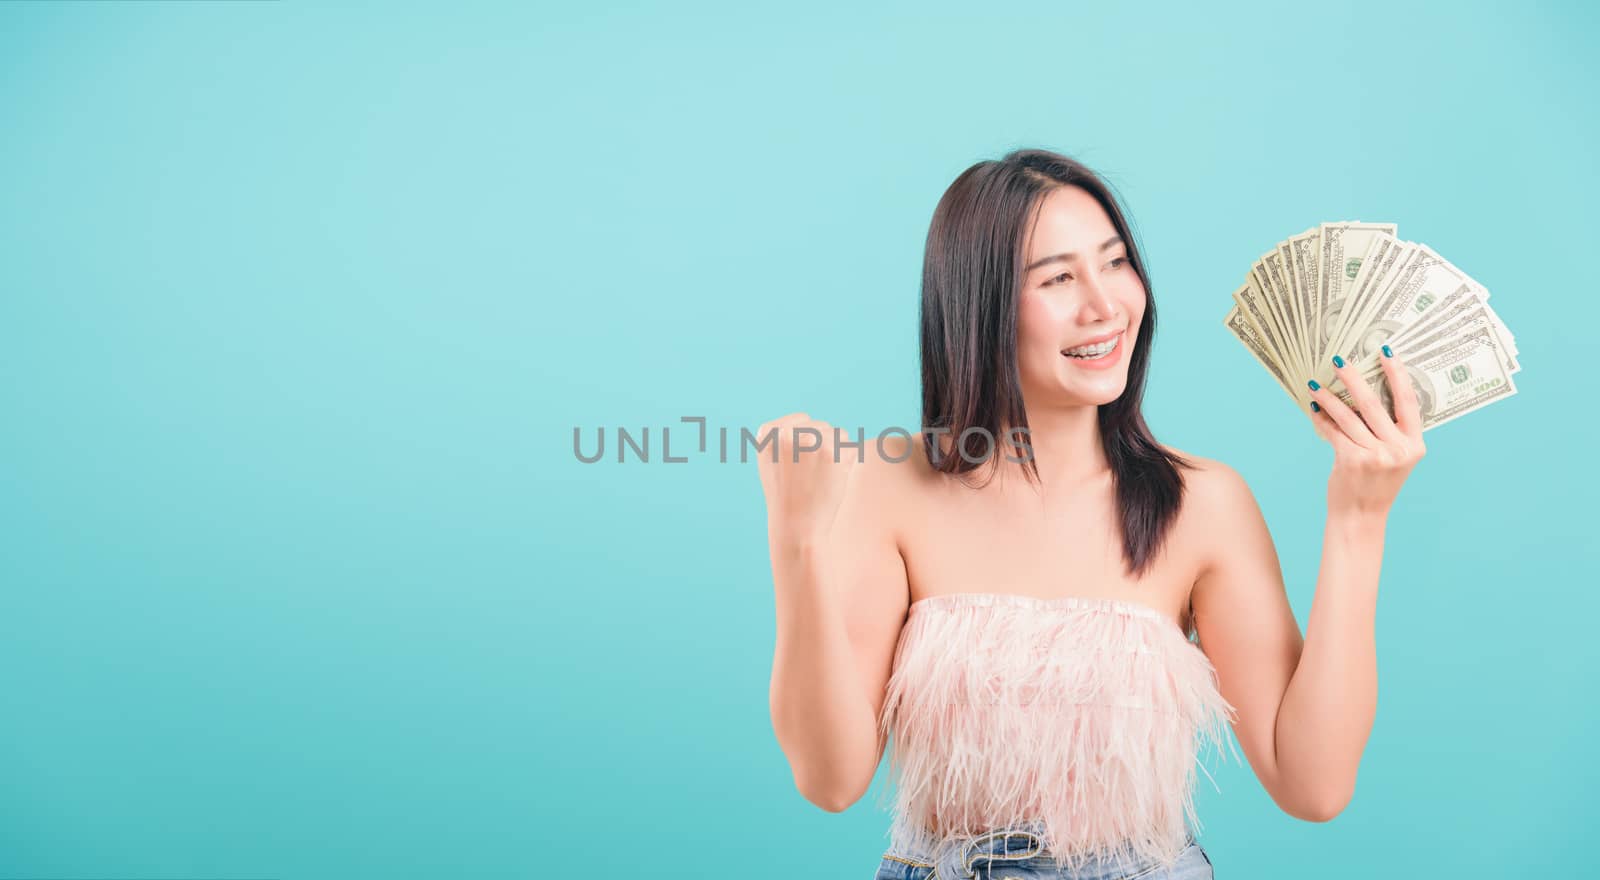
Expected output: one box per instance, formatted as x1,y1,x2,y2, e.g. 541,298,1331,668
1222,222,1519,431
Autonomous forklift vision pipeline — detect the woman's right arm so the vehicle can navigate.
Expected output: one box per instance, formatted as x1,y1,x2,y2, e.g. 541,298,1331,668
759,415,912,813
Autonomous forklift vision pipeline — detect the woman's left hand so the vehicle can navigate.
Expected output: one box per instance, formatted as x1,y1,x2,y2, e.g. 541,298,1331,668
1306,349,1428,518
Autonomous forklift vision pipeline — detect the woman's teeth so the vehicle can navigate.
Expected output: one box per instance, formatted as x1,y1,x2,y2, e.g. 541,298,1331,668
1063,333,1120,358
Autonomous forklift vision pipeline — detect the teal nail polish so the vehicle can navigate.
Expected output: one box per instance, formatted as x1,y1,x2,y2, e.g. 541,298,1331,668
1382,344,1393,358
1332,354,1344,368
1307,379,1320,391
1311,401,1321,412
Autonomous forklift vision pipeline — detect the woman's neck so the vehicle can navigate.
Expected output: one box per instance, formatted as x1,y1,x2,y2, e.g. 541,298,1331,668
1000,404,1109,488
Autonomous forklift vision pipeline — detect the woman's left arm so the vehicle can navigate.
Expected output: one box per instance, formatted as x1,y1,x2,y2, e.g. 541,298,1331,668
1192,348,1427,822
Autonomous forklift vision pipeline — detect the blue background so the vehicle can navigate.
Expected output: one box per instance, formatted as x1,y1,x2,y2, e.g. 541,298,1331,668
1,1,1594,877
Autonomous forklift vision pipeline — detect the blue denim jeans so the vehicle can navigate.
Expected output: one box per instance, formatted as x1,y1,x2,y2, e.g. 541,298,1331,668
874,823,1214,880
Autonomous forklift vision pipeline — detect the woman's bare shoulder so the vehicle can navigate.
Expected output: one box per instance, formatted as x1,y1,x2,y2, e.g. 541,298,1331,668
846,431,946,527
1166,445,1255,518
856,431,933,495
1162,447,1258,589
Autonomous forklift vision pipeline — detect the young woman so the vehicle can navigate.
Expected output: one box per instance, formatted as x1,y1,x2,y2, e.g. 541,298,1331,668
759,149,1425,879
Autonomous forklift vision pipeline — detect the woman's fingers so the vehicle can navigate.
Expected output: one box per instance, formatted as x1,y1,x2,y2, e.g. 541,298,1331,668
1376,346,1424,440
1333,353,1406,444
1306,365,1379,449
1308,399,1362,456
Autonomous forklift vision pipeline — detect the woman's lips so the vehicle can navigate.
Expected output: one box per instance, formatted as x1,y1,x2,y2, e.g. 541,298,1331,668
1061,330,1125,371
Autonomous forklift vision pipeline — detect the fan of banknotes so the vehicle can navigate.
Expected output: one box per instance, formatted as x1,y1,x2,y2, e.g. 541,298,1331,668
1222,221,1518,432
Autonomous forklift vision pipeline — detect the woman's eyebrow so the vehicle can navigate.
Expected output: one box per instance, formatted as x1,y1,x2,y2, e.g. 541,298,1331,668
1025,234,1125,272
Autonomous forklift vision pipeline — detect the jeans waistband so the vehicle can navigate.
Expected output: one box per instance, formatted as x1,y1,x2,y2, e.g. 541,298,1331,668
886,821,1197,880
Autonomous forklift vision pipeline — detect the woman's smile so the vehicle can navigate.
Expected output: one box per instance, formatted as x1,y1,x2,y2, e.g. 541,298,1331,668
1060,329,1126,371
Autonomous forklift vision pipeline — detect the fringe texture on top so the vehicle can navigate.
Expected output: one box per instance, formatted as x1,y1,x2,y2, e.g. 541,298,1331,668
873,592,1241,873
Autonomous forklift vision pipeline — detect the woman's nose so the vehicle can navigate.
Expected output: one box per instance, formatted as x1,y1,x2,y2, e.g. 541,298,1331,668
1079,274,1118,321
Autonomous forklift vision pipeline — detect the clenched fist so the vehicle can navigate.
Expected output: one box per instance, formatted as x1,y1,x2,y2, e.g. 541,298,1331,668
754,413,861,544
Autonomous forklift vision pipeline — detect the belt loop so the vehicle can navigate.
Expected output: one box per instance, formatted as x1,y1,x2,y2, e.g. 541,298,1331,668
960,828,1044,876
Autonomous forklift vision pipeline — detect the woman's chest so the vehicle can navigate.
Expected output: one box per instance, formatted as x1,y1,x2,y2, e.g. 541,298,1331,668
893,474,1207,629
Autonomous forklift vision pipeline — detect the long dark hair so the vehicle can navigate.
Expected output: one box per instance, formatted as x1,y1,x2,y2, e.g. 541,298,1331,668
918,148,1196,581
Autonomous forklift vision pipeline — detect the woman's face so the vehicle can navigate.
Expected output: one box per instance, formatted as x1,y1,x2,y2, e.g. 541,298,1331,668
1015,185,1147,407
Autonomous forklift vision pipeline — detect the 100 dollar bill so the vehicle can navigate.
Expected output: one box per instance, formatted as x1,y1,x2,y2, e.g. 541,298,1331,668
1326,323,1518,432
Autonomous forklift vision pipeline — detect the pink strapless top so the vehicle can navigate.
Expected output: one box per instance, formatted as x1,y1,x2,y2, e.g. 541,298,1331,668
875,592,1239,871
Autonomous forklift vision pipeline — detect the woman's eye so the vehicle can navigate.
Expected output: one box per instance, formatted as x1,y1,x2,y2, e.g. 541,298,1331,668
1108,256,1129,269
1046,272,1072,286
